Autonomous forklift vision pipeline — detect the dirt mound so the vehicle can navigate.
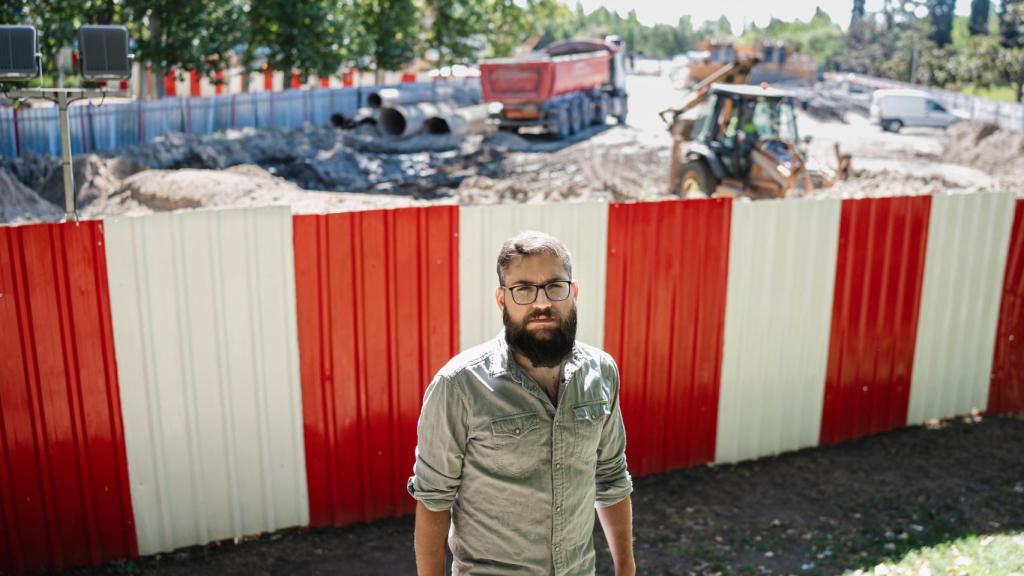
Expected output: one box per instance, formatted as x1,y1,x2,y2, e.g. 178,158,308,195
944,122,1024,181
0,169,62,224
78,165,438,218
39,155,145,210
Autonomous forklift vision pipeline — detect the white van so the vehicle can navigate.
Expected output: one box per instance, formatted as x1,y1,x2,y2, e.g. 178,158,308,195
869,89,963,132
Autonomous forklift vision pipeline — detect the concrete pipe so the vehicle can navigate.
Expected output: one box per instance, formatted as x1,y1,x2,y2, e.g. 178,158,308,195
424,104,490,135
330,107,377,129
379,102,443,137
367,85,463,108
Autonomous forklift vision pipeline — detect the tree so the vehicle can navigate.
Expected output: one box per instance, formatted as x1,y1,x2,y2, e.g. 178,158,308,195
851,0,866,27
427,0,489,65
126,0,245,98
1001,0,1023,47
969,0,990,35
358,0,420,77
247,0,353,88
929,0,956,46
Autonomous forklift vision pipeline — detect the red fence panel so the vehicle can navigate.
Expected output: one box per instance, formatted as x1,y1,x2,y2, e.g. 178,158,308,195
294,207,459,527
0,222,136,574
990,199,1024,414
820,196,931,445
604,199,732,477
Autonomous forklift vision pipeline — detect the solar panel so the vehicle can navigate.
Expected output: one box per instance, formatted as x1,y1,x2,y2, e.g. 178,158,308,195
0,25,40,80
79,25,131,81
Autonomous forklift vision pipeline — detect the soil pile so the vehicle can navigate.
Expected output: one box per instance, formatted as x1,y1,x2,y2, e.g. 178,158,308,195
0,169,62,224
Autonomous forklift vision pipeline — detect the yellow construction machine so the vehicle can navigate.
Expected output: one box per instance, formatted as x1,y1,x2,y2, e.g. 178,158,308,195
661,57,851,199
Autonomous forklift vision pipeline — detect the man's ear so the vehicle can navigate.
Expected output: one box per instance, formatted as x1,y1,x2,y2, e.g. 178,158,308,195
495,286,506,312
572,281,579,300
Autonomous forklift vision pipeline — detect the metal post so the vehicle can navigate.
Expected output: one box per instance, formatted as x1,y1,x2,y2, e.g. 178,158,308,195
57,90,76,220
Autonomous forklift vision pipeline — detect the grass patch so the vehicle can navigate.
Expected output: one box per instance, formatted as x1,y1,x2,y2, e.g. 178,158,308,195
842,532,1024,575
959,83,1021,103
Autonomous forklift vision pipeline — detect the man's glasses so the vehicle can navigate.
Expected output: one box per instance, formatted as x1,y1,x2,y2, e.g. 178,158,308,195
502,280,572,305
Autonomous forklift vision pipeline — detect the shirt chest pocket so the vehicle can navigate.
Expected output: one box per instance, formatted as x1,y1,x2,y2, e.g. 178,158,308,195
572,400,609,460
488,412,542,478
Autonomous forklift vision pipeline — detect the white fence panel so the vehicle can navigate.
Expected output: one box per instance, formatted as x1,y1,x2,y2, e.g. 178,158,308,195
715,198,842,464
908,192,1017,424
104,206,308,555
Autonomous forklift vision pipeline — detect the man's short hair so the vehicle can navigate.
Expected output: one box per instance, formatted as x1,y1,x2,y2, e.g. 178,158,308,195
496,230,573,286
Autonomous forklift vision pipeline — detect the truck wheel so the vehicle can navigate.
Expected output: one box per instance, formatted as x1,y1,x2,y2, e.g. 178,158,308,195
680,161,716,198
554,109,570,139
883,119,903,133
572,101,585,134
592,97,607,125
615,95,629,125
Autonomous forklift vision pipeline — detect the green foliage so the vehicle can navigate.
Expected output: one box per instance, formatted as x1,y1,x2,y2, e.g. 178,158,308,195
357,0,420,71
247,0,353,82
427,0,489,65
969,0,990,35
928,0,955,46
127,0,245,77
742,8,846,65
1001,0,1023,47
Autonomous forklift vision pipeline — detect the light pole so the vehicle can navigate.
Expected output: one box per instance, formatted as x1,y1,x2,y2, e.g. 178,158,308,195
1,24,132,222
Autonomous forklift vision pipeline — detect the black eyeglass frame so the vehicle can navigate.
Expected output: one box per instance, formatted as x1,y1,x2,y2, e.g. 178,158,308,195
501,280,573,305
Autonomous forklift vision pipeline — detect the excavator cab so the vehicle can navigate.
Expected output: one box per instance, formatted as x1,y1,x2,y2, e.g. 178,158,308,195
678,84,806,198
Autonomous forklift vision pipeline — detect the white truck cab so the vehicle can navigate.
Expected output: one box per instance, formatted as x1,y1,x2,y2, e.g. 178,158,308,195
869,89,964,132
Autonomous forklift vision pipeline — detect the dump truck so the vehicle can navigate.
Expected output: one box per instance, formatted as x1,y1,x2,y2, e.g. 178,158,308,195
479,37,629,138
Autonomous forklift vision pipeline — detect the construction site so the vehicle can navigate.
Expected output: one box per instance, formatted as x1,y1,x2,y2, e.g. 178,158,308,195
3,53,1024,226
2,15,1024,576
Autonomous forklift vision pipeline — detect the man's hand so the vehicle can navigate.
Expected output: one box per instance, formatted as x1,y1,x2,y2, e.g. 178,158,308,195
597,496,635,576
414,501,450,576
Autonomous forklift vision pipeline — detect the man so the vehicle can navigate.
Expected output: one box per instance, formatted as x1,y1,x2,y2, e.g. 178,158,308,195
407,230,635,576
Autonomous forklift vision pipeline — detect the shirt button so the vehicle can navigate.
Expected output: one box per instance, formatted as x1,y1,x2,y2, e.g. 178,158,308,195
514,428,521,434
554,545,560,551
556,506,561,513
555,463,561,469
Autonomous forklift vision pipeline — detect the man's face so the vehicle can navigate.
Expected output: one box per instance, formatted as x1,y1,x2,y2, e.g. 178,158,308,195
496,252,579,368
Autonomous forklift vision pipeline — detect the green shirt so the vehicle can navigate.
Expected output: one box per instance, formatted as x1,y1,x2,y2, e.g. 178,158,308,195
407,333,633,575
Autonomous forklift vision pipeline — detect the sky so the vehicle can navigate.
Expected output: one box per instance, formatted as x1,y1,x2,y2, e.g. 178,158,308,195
562,0,975,33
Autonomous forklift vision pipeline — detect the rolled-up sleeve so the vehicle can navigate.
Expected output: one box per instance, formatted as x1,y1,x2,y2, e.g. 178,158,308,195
594,361,633,508
407,374,468,511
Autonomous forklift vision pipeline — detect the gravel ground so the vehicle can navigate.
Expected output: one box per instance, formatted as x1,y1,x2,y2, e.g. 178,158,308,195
58,414,1024,576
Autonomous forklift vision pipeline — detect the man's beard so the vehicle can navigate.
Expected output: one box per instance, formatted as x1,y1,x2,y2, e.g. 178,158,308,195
503,305,578,368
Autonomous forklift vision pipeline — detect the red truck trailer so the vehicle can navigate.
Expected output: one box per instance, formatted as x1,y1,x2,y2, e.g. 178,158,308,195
479,37,629,139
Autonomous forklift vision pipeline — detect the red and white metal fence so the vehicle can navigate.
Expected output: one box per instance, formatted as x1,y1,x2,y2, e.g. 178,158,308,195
2,192,1023,574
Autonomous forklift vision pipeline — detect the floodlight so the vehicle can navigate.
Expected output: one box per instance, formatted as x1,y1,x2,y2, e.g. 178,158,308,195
78,25,131,81
0,25,41,80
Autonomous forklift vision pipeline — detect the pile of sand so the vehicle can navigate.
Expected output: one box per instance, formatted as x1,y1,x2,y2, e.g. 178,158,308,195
76,165,436,219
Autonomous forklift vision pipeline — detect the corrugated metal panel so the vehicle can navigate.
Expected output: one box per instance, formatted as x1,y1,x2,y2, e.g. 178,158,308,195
0,222,137,574
715,198,841,464
103,207,308,555
989,199,1024,414
459,202,608,350
908,192,1017,424
293,207,459,527
820,196,931,445
604,199,731,477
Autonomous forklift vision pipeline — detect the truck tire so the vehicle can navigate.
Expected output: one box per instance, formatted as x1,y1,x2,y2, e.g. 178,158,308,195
572,100,585,134
592,96,607,125
680,160,716,198
553,109,570,139
615,95,628,125
883,119,903,133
